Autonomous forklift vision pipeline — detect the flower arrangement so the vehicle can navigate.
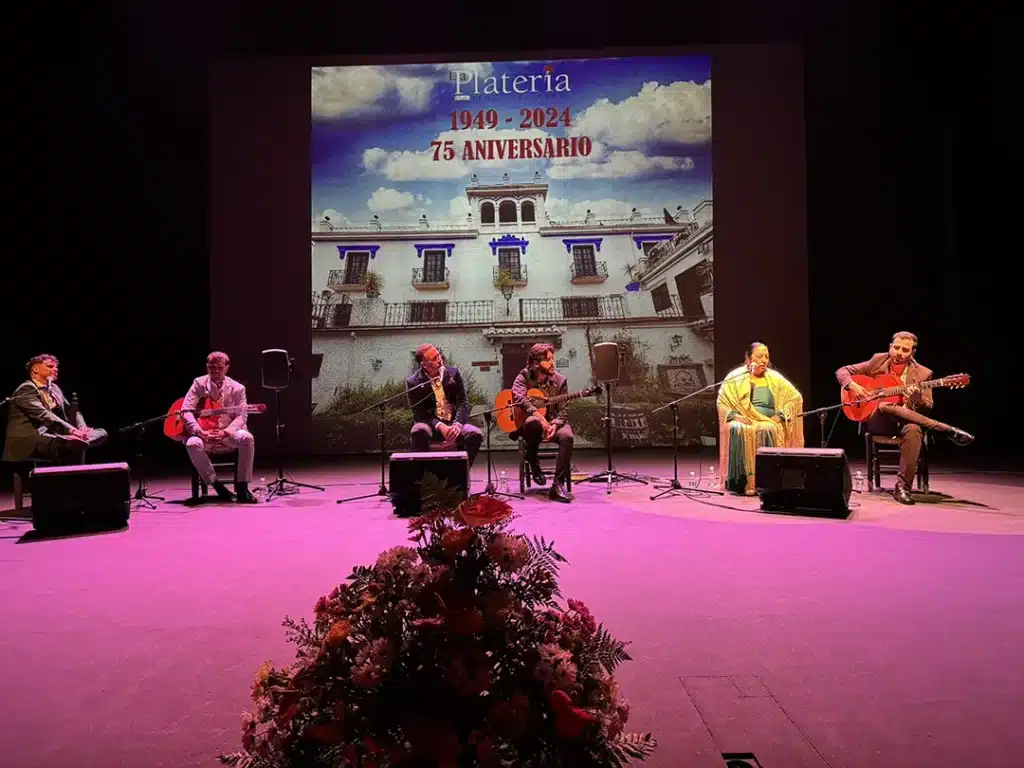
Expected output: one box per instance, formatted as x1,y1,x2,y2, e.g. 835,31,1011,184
219,475,656,767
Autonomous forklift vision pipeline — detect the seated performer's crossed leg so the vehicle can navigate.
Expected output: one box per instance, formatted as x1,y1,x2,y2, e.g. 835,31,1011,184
409,421,483,465
868,403,954,492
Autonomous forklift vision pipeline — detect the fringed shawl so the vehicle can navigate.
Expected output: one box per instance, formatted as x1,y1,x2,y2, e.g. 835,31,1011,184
716,366,805,492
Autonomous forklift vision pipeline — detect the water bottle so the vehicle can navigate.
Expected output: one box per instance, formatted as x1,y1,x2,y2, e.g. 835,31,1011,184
707,465,719,490
853,470,865,492
498,470,509,492
688,471,698,489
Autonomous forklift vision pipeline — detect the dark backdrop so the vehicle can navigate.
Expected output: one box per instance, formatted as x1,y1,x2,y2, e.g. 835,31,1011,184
5,3,1007,481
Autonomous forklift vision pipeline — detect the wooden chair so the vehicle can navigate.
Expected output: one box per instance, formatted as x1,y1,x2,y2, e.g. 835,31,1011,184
8,459,53,514
188,451,240,502
517,438,571,494
860,424,931,492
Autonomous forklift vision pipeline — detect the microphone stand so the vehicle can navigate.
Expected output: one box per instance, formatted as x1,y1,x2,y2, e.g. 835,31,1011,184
470,402,525,500
795,395,879,449
648,371,750,501
336,377,441,504
118,413,170,509
265,388,326,500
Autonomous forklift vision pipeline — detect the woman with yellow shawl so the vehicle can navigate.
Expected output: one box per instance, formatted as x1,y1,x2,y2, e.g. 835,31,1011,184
717,342,804,495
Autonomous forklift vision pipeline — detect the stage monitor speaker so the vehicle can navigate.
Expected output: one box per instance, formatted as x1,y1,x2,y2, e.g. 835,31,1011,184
755,447,852,518
389,451,469,517
29,462,132,535
593,342,620,383
262,348,291,390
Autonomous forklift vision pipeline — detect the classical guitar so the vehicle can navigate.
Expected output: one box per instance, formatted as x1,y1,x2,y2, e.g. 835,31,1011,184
493,385,602,434
840,373,970,422
163,396,267,441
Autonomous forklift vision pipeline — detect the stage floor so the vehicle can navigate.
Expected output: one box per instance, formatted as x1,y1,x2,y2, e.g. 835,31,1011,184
2,450,1023,767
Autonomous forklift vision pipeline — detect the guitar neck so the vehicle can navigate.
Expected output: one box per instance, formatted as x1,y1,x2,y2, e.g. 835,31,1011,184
878,377,951,397
535,389,592,406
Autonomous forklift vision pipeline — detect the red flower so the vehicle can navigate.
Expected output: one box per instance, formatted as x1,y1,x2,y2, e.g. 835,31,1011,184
456,495,513,527
441,527,474,554
550,689,597,739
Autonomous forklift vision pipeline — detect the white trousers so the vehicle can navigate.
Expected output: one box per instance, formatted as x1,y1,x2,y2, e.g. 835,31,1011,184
185,430,254,484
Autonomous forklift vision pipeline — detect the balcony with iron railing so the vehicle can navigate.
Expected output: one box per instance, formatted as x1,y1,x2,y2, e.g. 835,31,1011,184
569,261,608,284
312,293,354,328
312,292,711,330
327,268,366,293
493,264,528,286
519,296,626,322
636,221,705,277
384,300,494,327
412,267,451,290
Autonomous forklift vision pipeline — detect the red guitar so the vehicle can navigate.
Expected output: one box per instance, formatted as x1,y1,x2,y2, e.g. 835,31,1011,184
840,373,970,422
163,396,267,441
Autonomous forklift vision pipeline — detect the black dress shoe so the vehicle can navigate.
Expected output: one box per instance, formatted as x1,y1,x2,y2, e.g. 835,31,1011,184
529,460,546,486
893,482,915,505
212,481,236,501
235,483,259,504
548,482,571,503
947,427,974,446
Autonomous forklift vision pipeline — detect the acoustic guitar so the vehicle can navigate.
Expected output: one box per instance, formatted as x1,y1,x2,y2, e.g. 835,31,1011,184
840,373,970,422
163,396,267,441
493,385,602,434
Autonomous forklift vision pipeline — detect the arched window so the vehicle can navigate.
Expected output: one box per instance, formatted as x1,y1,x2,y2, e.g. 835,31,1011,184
498,200,518,223
480,201,495,224
521,200,536,223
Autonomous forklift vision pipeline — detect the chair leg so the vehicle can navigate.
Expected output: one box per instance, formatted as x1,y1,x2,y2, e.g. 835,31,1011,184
13,472,24,514
864,435,874,490
518,440,528,493
919,439,930,493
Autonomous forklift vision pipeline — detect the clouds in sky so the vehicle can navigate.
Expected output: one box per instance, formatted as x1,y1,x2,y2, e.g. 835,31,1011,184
312,63,494,119
570,80,711,149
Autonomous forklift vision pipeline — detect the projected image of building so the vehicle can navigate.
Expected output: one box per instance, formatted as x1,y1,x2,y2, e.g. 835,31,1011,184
310,54,713,453
311,176,714,453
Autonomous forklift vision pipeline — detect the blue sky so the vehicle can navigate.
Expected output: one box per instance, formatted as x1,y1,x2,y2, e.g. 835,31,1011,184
311,55,712,226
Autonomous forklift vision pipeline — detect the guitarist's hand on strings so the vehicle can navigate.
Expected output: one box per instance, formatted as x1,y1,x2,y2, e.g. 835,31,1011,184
847,382,873,401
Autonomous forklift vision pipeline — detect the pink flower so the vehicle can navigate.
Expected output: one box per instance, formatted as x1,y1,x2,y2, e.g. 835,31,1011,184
352,638,394,688
375,546,418,571
534,643,578,691
487,533,529,571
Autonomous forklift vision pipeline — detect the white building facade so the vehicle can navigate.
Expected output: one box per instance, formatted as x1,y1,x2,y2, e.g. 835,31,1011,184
311,178,715,452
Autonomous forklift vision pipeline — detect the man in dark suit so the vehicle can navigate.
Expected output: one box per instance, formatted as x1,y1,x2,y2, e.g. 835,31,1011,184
512,342,573,503
407,344,482,466
836,331,972,504
3,353,107,463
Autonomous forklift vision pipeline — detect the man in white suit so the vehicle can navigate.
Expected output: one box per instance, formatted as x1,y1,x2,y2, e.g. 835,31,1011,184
181,351,258,503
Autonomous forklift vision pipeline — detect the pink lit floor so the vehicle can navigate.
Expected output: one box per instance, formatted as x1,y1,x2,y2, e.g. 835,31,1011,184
2,450,1023,767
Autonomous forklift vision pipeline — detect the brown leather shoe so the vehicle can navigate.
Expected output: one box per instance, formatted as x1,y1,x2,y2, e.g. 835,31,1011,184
548,481,571,504
893,482,915,505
